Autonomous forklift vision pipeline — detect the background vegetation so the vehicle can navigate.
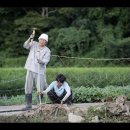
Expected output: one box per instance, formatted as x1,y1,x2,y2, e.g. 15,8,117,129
1,7,130,105
0,67,130,97
0,7,130,67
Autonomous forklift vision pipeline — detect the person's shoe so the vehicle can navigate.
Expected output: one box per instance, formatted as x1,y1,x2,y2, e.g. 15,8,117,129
22,94,32,110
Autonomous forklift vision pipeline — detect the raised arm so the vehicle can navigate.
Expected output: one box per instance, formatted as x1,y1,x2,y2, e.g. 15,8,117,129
23,34,34,50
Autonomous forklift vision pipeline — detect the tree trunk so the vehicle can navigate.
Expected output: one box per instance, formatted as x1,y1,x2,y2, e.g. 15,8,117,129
41,7,48,17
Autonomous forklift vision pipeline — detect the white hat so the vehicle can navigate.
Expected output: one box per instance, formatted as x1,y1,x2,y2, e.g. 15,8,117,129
38,33,48,42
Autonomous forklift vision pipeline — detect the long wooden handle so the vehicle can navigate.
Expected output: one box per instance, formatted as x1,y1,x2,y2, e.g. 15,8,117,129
37,50,41,105
32,30,35,35
30,30,35,43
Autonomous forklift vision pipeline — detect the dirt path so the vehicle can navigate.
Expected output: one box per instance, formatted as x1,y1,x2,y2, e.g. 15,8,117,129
0,103,104,116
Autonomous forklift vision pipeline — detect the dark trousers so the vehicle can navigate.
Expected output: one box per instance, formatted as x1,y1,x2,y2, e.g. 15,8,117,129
47,89,72,104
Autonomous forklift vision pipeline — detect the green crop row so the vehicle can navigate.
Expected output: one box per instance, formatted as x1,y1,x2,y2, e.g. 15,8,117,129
0,67,130,96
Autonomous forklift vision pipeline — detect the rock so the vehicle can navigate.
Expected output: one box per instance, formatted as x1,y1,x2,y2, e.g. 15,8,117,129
91,116,100,123
68,112,85,123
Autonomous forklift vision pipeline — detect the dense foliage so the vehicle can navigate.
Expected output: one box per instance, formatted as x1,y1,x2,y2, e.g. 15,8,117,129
1,85,130,105
0,67,130,96
1,7,130,64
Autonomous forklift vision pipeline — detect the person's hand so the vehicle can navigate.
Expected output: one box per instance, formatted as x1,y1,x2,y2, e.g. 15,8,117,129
37,59,44,65
60,100,64,105
29,34,35,39
37,91,43,96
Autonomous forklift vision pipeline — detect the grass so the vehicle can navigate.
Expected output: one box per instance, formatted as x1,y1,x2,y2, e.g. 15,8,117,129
0,91,50,106
1,86,130,106
0,67,130,96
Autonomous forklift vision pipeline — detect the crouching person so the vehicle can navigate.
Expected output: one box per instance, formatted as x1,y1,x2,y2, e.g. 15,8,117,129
42,74,72,105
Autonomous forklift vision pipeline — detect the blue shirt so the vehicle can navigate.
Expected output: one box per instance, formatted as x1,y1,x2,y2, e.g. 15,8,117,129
44,81,71,101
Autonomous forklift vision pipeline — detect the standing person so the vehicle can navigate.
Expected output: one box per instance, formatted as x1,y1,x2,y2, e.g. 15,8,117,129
23,32,51,110
41,74,72,105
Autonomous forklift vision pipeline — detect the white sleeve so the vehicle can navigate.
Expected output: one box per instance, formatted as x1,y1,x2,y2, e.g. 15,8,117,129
43,81,55,94
41,49,51,65
62,82,71,102
23,38,35,50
